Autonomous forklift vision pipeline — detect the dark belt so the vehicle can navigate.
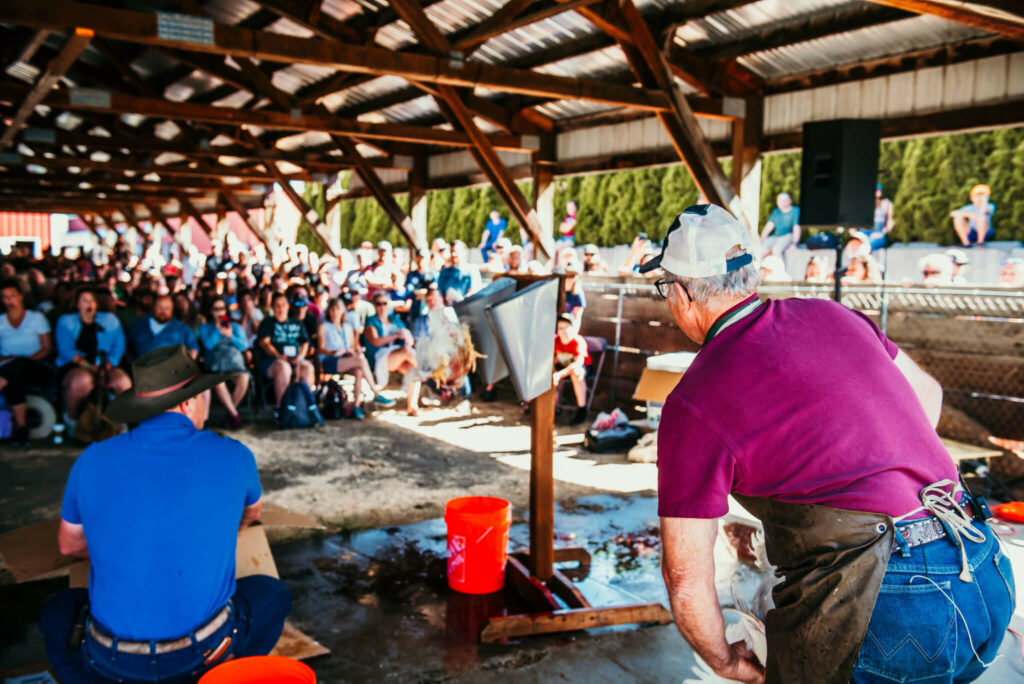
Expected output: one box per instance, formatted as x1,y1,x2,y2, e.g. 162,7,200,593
893,506,976,552
86,603,231,655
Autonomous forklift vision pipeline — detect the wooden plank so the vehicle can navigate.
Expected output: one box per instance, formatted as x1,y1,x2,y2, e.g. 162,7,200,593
0,82,532,152
0,28,92,149
866,0,1024,39
529,386,556,581
177,194,215,238
547,569,591,609
8,153,293,182
0,519,81,583
0,2,671,113
269,621,330,661
506,555,561,610
455,0,604,52
257,145,337,256
481,603,672,642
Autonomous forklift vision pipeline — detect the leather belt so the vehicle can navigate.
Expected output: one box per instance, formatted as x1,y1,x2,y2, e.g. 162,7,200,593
87,604,231,655
893,507,976,552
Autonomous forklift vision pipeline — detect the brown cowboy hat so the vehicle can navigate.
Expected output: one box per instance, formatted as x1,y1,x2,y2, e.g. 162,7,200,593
106,345,232,424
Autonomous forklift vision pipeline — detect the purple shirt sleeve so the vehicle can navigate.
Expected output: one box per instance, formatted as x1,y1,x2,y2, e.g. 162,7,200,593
657,397,738,519
850,310,899,359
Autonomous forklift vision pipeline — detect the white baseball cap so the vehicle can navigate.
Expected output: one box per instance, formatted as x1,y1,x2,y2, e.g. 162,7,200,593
639,204,754,278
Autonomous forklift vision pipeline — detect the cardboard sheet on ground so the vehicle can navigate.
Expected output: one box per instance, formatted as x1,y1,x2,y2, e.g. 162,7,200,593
453,277,517,386
484,278,558,402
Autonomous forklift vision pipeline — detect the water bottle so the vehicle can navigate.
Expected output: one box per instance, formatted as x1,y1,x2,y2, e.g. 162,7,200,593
52,422,65,446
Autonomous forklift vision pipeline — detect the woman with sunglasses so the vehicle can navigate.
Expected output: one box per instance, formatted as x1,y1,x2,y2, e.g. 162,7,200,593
198,297,250,428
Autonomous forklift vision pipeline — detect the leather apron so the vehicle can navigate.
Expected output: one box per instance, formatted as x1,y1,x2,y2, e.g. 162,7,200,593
733,494,895,684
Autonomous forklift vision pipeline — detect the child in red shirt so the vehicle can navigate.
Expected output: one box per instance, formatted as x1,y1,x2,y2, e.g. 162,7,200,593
554,314,590,424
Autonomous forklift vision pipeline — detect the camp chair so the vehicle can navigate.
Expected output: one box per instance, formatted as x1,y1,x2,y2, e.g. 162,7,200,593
582,336,607,415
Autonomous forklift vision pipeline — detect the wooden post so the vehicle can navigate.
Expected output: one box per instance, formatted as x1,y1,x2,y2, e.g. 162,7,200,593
730,96,763,235
409,155,428,250
528,385,556,581
532,133,556,254
219,188,275,251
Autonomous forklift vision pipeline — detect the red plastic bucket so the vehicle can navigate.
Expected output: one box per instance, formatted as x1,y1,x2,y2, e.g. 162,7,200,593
445,496,512,594
198,656,316,684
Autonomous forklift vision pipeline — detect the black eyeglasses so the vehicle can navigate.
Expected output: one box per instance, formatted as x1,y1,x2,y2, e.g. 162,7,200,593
654,278,691,302
922,270,940,277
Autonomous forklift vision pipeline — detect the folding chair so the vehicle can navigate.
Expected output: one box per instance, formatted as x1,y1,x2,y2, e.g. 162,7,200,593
582,336,607,416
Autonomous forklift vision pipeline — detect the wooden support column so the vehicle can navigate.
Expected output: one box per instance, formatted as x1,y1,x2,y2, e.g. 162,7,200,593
730,96,763,231
120,206,151,236
0,28,92,150
388,0,551,259
613,0,751,231
529,386,556,581
532,133,556,250
219,188,275,251
409,155,428,250
77,213,105,242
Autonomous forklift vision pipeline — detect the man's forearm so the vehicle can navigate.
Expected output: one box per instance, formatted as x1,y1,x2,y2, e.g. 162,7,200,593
664,568,733,671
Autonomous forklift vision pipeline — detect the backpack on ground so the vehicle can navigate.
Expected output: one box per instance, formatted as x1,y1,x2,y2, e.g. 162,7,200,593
320,379,351,420
278,381,324,429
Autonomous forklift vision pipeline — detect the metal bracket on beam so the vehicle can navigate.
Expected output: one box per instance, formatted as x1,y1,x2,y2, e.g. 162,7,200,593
69,88,111,108
722,97,745,119
23,127,56,144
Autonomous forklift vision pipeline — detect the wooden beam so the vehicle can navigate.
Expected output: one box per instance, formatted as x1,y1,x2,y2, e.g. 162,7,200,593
730,96,762,193
177,194,215,237
16,30,52,66
866,0,1024,39
143,200,191,250
0,81,534,152
481,603,672,642
0,1,670,113
219,188,274,249
388,0,552,259
120,205,151,236
76,212,105,241
454,0,603,53
3,153,292,183
331,134,422,250
699,6,913,62
0,28,92,150
249,0,362,43
529,387,556,579
614,0,749,228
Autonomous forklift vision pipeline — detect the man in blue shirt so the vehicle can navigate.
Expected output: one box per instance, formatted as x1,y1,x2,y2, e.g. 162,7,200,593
479,210,507,263
128,294,199,358
951,184,996,246
437,246,474,304
39,345,290,683
760,192,801,256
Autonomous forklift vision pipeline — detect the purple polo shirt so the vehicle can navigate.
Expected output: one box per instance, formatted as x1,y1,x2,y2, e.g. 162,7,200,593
657,295,956,519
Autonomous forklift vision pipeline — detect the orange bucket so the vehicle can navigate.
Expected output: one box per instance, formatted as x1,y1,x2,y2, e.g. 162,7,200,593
445,496,512,594
199,656,315,684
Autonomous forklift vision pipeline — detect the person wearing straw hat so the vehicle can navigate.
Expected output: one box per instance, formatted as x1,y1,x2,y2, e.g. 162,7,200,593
40,345,291,683
645,205,1011,684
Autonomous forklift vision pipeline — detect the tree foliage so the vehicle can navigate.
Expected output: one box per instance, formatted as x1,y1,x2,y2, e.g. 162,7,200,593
328,127,1024,249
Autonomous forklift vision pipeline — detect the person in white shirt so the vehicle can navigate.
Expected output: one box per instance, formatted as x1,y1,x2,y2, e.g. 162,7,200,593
0,279,54,444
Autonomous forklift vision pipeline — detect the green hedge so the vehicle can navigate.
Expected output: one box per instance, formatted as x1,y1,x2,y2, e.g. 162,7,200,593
320,126,1024,250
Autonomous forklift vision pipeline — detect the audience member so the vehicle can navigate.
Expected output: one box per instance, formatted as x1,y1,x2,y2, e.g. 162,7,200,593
945,249,970,284
553,314,589,425
362,292,417,388
998,258,1024,288
255,292,316,417
437,243,474,304
0,279,54,443
951,184,996,246
479,210,506,264
842,255,883,285
759,255,792,283
405,285,468,416
919,253,955,286
760,192,801,256
318,297,394,418
582,244,608,274
803,255,830,283
55,287,131,423
199,297,250,429
869,183,894,250
128,294,199,358
558,200,578,246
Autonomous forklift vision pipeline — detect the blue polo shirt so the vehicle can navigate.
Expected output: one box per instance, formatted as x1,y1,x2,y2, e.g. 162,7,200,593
767,206,800,238
61,412,262,640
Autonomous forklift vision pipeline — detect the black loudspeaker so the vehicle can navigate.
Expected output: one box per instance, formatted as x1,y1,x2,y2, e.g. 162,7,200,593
799,119,881,227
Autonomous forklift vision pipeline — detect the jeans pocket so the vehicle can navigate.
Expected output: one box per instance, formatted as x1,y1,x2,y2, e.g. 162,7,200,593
857,579,956,682
993,548,1016,614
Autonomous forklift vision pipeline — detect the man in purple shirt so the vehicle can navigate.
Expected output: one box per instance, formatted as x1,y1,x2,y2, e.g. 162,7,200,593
640,205,1012,684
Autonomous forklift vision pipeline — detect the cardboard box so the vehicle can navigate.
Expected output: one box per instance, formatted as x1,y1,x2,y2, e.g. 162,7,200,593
633,352,697,429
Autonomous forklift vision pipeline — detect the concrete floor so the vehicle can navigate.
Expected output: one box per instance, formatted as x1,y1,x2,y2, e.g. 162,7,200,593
3,399,1024,682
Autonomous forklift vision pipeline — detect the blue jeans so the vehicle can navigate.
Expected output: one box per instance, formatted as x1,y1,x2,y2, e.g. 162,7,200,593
40,575,291,683
852,521,1014,683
